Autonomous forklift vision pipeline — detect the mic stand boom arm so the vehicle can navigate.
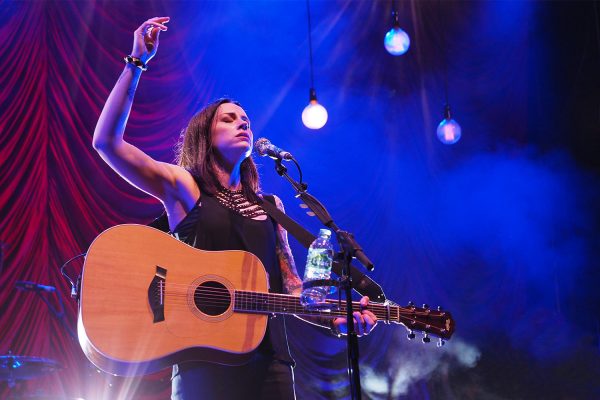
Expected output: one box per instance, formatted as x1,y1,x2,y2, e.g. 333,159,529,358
273,158,373,400
273,160,374,271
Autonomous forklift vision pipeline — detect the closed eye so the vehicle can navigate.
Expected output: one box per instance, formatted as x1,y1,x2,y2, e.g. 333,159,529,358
222,112,250,126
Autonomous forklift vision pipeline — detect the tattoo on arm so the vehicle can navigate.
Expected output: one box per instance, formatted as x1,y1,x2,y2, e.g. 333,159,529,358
273,195,303,295
272,196,336,329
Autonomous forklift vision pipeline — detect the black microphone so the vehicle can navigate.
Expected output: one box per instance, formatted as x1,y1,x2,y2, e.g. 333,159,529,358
254,138,294,161
15,281,56,293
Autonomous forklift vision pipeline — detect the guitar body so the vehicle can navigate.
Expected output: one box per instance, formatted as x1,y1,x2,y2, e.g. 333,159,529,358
78,224,269,376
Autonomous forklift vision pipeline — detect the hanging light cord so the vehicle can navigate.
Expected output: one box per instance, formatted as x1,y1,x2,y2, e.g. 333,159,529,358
593,0,600,123
439,0,451,119
306,0,315,89
441,0,449,107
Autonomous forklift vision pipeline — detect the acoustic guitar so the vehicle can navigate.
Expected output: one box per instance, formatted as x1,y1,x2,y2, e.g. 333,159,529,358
78,224,455,376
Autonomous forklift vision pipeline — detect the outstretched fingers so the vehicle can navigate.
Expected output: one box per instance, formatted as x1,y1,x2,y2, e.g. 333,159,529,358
131,17,170,61
136,18,169,36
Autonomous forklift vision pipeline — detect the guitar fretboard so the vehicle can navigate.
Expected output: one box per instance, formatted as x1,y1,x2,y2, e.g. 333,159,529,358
233,290,400,322
232,290,454,339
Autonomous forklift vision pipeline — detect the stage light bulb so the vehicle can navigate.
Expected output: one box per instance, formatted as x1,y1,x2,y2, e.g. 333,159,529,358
302,88,328,130
437,118,462,144
302,100,328,129
437,104,461,144
384,27,410,56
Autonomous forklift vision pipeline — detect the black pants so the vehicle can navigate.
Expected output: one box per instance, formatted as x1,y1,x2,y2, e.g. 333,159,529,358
171,353,296,400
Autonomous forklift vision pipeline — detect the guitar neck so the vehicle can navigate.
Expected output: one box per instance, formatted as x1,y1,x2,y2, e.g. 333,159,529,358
235,290,397,321
233,290,454,339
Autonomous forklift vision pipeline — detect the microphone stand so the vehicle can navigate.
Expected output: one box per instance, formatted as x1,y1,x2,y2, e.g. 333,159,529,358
35,290,77,341
16,284,78,341
272,158,374,400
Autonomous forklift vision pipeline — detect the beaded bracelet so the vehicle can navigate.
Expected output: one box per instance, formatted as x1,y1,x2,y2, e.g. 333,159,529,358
123,55,148,71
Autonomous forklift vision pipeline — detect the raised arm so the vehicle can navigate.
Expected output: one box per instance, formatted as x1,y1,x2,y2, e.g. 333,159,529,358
92,17,190,204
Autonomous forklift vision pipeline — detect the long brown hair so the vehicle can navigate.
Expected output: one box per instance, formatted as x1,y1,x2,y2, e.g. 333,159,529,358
175,98,260,200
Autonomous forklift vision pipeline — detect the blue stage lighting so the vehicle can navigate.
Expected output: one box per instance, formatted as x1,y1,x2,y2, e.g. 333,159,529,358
437,105,462,145
384,27,410,56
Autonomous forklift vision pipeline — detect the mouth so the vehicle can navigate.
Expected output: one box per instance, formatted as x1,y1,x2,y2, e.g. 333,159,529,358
236,132,251,142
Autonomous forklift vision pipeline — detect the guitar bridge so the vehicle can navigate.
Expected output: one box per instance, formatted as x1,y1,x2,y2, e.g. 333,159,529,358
148,266,167,323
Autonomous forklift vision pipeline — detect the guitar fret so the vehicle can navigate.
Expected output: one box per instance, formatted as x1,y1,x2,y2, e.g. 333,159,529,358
234,292,405,327
251,297,399,324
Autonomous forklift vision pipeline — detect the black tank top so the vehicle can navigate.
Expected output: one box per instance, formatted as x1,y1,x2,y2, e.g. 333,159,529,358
168,181,293,364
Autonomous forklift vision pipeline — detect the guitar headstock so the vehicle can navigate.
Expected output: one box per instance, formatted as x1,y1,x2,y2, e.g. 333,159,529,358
394,302,455,346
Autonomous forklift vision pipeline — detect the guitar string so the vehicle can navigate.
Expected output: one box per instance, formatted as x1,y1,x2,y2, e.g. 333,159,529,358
156,295,445,325
160,290,385,315
160,292,443,319
156,302,395,321
161,289,386,314
145,283,449,331
152,282,447,317
145,299,446,332
153,295,447,330
144,280,447,324
156,286,442,318
158,284,436,314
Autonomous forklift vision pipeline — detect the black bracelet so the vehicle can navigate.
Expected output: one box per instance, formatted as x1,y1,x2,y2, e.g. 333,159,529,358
124,55,148,71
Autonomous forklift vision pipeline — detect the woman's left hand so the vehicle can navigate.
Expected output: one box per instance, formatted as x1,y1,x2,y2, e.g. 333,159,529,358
332,296,378,336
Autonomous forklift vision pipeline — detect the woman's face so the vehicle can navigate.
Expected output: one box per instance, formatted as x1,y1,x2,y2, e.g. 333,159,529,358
211,103,253,163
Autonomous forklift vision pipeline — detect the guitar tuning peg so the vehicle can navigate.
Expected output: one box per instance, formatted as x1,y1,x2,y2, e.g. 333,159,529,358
407,330,416,340
422,304,429,309
437,338,445,347
407,301,414,307
422,333,431,344
437,306,442,311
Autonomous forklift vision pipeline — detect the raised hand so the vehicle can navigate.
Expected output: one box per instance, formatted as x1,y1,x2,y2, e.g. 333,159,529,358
131,16,170,64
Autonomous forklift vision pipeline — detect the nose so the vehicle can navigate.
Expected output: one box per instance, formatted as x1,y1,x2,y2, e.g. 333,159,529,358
240,122,249,131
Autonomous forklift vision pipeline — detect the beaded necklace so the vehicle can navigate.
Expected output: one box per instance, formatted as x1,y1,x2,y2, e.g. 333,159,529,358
215,184,267,219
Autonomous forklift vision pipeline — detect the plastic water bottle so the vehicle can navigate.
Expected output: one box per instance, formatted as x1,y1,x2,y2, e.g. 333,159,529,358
300,229,334,307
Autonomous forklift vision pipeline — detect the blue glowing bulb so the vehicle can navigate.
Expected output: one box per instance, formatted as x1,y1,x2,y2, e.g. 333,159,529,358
437,118,462,144
436,104,461,144
384,27,410,56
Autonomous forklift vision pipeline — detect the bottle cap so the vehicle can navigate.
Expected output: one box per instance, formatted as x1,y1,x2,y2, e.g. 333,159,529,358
318,229,332,238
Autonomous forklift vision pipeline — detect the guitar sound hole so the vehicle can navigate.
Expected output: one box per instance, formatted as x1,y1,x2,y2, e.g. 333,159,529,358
194,281,231,316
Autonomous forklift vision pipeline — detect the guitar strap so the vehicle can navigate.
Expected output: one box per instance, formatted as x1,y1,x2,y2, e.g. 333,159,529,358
258,195,387,302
